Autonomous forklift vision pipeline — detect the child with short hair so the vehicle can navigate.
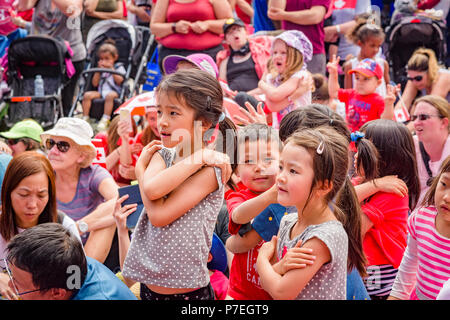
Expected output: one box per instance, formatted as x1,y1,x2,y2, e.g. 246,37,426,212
389,156,450,300
343,13,390,97
82,39,125,131
328,55,394,132
225,123,282,300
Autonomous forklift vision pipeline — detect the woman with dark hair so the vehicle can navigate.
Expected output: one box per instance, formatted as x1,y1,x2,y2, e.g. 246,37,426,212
353,119,420,300
0,152,79,300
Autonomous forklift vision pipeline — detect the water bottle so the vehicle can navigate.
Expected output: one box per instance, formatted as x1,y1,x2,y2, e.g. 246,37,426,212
34,75,44,97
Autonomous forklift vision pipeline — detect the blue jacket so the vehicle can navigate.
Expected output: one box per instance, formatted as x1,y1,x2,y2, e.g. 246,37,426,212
71,257,137,300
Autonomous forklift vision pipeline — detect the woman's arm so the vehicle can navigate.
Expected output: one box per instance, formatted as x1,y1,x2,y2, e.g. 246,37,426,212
268,0,326,26
256,236,331,300
225,229,263,253
431,71,450,98
53,0,83,17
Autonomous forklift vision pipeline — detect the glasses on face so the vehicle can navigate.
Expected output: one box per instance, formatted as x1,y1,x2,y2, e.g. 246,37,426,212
45,138,70,153
1,258,46,298
411,114,443,122
407,75,423,82
6,138,24,146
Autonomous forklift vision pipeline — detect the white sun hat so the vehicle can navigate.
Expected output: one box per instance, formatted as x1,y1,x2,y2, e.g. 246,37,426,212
40,117,96,151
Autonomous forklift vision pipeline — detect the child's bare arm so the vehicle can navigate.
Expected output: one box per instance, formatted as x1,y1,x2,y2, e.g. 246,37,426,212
232,184,278,224
92,72,101,87
225,229,263,254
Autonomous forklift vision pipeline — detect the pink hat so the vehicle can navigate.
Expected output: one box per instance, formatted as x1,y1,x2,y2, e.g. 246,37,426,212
348,58,383,79
162,53,219,79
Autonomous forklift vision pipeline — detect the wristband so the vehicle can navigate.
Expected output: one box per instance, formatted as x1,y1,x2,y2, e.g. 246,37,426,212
172,22,177,34
336,24,341,34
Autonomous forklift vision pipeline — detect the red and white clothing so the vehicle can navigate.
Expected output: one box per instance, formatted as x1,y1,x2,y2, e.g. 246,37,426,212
338,88,385,133
390,206,450,300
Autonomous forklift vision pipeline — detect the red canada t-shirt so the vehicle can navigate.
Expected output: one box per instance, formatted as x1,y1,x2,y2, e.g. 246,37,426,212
225,187,272,300
338,88,385,132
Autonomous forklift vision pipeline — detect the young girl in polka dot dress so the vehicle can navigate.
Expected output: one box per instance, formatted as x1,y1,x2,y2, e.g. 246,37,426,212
119,69,237,300
256,126,363,299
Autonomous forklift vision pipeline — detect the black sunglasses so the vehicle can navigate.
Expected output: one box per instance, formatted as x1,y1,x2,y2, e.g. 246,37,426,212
411,114,443,121
45,138,71,153
407,75,423,82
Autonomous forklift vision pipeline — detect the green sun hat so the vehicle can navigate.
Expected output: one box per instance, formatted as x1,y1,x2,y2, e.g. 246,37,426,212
0,119,44,143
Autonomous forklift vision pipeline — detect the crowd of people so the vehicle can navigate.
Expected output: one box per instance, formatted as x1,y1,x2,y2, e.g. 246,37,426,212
0,0,449,301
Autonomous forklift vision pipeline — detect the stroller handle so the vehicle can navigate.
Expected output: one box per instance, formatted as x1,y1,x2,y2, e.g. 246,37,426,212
81,68,126,78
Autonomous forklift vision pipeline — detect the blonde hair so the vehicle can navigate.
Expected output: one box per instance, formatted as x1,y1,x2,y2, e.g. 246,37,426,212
412,95,450,132
407,48,442,84
73,143,97,168
267,40,304,83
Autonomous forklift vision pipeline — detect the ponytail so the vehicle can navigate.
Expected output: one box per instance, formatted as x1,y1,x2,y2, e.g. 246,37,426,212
335,176,368,277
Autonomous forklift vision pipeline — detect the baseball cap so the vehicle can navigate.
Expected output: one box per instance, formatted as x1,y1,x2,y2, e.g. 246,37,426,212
162,53,219,79
348,58,383,79
0,119,44,142
223,17,245,35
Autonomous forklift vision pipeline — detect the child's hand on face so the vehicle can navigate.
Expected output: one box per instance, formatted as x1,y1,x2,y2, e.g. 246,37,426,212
326,54,340,75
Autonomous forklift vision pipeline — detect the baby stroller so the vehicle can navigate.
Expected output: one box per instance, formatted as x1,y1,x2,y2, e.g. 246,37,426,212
385,14,448,89
0,35,71,130
69,19,154,120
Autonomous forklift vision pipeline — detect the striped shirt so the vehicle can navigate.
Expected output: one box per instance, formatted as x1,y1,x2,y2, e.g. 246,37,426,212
390,206,450,300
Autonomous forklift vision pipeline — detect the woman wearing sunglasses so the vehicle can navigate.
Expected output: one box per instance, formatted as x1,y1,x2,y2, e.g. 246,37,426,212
0,152,80,300
395,48,450,113
411,95,450,204
0,119,44,157
40,117,120,270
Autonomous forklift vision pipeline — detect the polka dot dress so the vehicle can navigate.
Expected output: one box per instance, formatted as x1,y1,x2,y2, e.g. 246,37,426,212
277,214,348,300
122,148,224,289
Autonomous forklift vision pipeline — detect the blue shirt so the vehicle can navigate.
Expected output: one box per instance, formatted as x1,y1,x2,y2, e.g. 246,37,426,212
71,257,137,300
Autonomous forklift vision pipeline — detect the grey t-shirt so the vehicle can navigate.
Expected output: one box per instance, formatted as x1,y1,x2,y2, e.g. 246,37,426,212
277,214,348,300
122,147,224,289
31,0,86,61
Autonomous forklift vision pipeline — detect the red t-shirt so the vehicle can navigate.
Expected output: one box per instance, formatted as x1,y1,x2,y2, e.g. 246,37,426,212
360,191,409,268
159,0,223,50
338,88,385,133
226,187,272,300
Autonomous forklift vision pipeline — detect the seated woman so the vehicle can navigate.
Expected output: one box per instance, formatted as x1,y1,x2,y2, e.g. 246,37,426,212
0,151,79,300
0,119,44,157
395,48,450,114
40,117,119,269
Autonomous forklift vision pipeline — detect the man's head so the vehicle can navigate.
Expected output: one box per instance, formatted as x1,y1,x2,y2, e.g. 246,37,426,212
348,58,383,95
6,223,87,300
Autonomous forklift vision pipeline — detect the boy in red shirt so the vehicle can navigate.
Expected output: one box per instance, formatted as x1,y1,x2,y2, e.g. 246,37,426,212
225,123,282,300
328,56,394,132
